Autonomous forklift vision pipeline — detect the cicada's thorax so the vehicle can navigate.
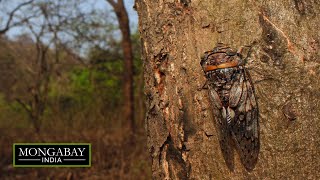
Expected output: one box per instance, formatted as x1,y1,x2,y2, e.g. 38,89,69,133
201,45,243,107
206,66,243,107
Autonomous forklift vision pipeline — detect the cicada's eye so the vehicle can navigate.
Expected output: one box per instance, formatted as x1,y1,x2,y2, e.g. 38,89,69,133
200,52,210,66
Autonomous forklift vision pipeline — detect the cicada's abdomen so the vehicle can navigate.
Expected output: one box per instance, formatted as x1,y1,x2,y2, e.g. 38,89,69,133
200,44,260,171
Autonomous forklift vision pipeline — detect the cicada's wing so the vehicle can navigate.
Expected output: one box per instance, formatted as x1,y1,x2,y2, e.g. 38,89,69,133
208,85,234,170
229,68,260,171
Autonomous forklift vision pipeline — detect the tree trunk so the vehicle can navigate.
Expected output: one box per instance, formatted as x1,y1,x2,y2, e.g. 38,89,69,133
108,0,135,133
135,0,319,179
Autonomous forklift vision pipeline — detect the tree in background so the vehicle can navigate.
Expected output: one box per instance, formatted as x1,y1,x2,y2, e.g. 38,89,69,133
0,0,111,132
0,1,151,179
2,1,77,132
106,0,135,133
0,0,141,134
87,31,143,128
0,1,60,132
0,0,34,34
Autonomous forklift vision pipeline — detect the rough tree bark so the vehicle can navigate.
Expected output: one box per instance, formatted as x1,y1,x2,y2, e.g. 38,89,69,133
107,0,135,132
136,0,319,179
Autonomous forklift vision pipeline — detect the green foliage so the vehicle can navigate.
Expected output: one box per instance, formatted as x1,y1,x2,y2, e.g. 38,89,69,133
0,93,29,128
88,45,123,107
70,68,94,103
0,3,150,177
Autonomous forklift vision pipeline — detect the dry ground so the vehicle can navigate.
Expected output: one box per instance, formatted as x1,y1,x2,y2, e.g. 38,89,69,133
0,126,151,180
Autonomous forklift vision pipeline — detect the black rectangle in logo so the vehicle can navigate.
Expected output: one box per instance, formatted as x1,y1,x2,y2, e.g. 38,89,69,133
13,143,91,167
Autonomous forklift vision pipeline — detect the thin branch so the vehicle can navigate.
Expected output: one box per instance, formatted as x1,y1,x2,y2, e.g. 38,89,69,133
15,98,32,114
0,0,34,34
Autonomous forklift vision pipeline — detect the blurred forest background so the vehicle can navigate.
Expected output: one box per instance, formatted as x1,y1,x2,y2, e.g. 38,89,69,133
0,0,150,179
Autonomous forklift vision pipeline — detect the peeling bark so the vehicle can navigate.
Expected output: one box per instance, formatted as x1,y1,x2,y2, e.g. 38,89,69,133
136,0,320,179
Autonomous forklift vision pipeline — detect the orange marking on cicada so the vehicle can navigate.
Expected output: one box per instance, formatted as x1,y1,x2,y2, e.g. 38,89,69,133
205,60,239,72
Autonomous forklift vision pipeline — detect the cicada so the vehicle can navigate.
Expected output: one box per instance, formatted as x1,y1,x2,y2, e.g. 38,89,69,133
200,43,260,171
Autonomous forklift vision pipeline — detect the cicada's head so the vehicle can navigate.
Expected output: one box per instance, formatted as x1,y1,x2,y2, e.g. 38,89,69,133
200,43,242,73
